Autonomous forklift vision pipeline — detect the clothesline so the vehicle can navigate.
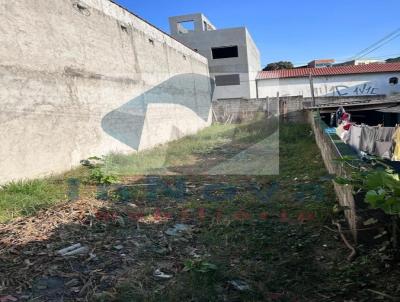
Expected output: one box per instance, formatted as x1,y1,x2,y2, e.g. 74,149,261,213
335,107,400,161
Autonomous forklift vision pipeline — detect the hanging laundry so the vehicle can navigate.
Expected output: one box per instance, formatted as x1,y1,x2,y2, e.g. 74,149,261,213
335,107,345,126
343,123,351,131
346,125,362,151
392,127,400,161
374,141,392,159
372,127,395,159
359,125,377,154
341,130,350,142
335,107,350,126
336,124,345,138
376,127,395,142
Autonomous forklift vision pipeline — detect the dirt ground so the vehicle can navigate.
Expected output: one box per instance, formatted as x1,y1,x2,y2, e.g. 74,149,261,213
1,122,400,302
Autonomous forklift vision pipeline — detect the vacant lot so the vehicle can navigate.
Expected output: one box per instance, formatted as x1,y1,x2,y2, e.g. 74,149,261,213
1,118,399,301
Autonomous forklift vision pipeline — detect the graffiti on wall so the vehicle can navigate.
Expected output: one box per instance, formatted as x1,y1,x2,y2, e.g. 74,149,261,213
315,83,379,97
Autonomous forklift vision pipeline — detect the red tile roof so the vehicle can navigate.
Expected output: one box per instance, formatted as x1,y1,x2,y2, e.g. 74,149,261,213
257,63,400,80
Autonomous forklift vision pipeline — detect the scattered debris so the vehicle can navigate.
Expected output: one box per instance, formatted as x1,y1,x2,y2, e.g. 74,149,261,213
366,289,400,301
363,218,379,226
374,231,388,239
1,123,399,301
153,269,173,280
333,220,357,261
228,280,250,291
57,243,89,256
165,224,191,236
0,296,18,302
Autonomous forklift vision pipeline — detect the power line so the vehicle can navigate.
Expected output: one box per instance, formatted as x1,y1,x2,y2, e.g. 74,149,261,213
351,27,400,60
356,32,400,60
261,28,400,67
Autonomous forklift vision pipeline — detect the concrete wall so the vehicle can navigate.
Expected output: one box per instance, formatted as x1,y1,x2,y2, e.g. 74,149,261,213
0,0,213,183
169,13,216,35
308,112,359,242
258,72,400,98
170,15,261,101
245,29,261,99
212,98,274,123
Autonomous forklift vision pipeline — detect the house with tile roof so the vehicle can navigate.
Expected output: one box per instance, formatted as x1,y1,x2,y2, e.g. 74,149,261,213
256,63,400,98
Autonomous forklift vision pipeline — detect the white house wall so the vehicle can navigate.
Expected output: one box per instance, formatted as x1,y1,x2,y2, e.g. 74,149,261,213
258,73,400,98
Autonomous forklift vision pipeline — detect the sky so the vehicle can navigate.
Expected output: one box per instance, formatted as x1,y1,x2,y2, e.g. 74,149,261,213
114,0,400,68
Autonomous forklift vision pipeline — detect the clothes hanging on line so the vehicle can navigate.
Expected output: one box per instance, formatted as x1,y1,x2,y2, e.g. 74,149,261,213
374,141,392,159
392,127,400,161
346,125,362,152
376,127,395,143
359,125,377,154
337,123,398,160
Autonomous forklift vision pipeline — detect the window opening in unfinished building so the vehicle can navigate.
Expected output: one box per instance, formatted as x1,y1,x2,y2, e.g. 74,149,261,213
177,21,195,34
211,46,239,59
215,74,240,86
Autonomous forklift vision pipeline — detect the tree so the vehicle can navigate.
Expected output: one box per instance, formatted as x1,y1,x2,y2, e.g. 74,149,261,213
386,57,400,63
263,61,294,71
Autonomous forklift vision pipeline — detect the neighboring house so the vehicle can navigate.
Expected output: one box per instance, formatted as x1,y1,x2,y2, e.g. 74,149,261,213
169,13,261,101
308,59,335,68
336,59,384,66
256,63,400,98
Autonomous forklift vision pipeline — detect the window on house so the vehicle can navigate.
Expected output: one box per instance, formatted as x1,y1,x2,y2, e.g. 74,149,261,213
177,21,195,34
389,77,399,85
211,46,239,59
215,74,240,86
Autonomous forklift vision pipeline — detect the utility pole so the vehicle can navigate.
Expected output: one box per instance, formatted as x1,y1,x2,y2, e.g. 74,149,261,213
309,73,316,107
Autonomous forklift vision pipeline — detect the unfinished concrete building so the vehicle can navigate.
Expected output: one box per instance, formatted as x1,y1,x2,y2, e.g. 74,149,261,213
169,13,261,101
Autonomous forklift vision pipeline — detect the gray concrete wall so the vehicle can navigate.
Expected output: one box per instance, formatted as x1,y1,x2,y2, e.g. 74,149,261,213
170,15,261,101
169,13,216,35
245,29,262,99
0,0,213,183
308,112,358,242
212,98,272,123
